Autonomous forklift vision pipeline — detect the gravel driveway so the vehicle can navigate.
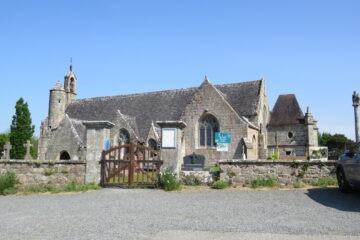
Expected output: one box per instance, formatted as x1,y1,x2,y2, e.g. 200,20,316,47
0,188,359,240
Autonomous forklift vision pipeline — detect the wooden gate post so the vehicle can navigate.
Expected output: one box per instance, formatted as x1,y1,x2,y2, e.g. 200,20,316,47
129,143,134,187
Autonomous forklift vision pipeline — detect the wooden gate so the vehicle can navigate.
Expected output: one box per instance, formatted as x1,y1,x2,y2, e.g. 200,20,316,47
100,143,162,188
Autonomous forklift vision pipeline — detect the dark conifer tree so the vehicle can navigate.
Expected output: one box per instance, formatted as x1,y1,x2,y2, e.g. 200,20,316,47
9,98,35,159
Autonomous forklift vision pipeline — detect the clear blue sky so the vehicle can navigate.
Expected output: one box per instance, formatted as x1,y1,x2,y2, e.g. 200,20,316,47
0,0,359,139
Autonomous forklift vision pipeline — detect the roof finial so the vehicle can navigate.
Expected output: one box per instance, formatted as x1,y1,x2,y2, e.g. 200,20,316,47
70,57,73,71
204,75,209,83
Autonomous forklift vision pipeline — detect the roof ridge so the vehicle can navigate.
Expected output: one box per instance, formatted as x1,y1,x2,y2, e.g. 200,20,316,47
214,79,263,88
72,79,262,103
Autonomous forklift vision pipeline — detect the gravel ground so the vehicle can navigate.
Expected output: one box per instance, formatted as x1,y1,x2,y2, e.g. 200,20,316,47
0,188,359,240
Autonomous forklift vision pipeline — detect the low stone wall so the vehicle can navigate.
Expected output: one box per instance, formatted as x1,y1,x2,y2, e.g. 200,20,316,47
219,161,337,186
0,160,86,186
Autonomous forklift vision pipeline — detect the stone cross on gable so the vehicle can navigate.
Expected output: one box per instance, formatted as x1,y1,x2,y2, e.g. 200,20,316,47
353,91,360,106
24,140,32,160
2,142,12,159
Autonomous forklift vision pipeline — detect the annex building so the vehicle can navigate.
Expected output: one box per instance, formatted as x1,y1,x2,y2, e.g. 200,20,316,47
38,65,321,170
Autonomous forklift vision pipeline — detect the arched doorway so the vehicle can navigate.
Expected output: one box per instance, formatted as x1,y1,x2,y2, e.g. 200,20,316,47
60,151,71,160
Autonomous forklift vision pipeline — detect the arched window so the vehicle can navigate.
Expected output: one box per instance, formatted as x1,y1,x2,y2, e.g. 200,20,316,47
60,151,71,160
118,128,130,145
199,114,219,147
148,138,158,151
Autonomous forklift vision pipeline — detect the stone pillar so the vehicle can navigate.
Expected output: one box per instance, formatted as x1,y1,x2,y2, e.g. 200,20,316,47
83,121,114,184
305,107,319,157
353,91,360,143
156,121,187,175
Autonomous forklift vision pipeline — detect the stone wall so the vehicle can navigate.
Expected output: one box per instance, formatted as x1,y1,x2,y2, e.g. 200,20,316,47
0,160,86,186
219,161,336,186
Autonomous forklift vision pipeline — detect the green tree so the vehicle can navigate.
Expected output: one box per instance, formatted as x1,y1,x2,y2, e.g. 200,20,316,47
318,132,357,160
9,98,35,159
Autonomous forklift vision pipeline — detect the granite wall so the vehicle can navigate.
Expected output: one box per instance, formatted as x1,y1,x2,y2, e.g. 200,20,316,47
0,160,86,186
219,161,337,186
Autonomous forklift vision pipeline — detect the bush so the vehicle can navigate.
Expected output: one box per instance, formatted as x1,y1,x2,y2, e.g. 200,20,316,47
0,171,18,195
180,173,203,186
211,180,229,189
209,164,221,181
159,169,181,191
251,178,278,188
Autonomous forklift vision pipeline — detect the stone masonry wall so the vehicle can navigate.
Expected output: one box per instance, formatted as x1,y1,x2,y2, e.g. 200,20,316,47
219,161,336,186
0,160,86,186
181,82,251,165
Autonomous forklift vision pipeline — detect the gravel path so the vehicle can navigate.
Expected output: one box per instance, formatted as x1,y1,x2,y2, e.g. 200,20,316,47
0,188,359,240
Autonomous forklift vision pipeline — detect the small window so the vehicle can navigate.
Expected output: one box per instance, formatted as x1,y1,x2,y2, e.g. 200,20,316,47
286,151,292,156
288,132,294,139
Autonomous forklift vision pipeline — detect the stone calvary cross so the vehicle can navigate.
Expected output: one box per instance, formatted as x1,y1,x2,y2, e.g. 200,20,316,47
24,140,32,160
1,142,12,159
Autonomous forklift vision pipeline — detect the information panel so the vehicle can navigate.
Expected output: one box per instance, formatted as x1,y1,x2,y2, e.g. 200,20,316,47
161,128,176,148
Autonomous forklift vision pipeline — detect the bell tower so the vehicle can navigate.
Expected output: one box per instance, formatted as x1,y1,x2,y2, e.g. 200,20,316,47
64,63,77,105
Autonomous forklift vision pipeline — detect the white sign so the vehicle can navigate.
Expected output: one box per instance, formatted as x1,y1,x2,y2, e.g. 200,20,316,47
162,128,176,148
216,143,229,152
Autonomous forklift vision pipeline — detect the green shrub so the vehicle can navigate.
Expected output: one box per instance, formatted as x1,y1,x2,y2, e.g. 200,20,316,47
251,178,278,188
310,177,337,187
209,164,221,181
180,173,203,186
0,171,17,195
211,180,229,189
159,169,181,191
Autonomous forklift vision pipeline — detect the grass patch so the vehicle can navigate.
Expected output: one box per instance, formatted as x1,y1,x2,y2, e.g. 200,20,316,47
0,171,18,195
293,181,305,188
211,180,229,189
310,177,337,187
251,178,278,189
20,182,100,194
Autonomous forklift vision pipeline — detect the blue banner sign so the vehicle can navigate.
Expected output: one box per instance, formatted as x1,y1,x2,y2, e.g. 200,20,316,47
103,139,111,151
215,132,232,144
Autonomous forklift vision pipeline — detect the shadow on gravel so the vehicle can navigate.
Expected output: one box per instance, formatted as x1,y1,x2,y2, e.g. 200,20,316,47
306,188,360,212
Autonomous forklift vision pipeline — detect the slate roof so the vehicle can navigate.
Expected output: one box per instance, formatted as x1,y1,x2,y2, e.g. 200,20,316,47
269,94,305,126
65,80,263,140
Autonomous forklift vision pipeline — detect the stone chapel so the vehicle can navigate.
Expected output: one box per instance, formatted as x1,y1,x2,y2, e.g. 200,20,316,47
38,65,320,168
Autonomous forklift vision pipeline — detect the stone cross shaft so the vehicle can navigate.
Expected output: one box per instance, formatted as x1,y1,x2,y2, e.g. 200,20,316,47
2,142,12,159
353,91,360,143
24,140,32,160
